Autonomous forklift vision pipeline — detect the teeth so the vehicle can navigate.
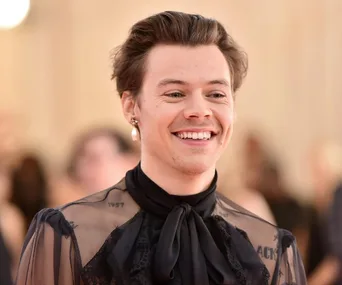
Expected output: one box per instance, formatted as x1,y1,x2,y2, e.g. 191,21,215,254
176,131,212,140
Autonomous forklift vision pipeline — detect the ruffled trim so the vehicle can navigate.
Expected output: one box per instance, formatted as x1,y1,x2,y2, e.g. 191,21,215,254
212,215,270,285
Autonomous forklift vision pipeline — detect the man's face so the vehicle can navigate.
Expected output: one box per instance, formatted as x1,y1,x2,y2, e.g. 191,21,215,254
130,44,235,175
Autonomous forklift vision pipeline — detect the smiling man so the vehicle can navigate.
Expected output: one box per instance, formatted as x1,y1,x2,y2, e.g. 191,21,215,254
121,44,234,196
16,11,307,285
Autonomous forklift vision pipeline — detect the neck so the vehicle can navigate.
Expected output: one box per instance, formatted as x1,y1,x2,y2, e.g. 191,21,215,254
140,157,216,196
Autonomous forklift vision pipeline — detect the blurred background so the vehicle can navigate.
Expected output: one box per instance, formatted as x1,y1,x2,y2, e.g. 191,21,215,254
1,0,342,284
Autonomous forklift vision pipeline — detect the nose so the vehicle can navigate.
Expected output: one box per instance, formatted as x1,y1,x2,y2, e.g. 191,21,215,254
183,93,213,120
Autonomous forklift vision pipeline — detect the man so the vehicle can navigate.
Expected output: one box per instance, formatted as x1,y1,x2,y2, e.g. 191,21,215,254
15,11,307,284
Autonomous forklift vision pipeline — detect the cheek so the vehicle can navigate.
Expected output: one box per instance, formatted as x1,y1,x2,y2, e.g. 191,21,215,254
141,104,178,134
217,107,234,131
215,107,234,147
226,112,234,127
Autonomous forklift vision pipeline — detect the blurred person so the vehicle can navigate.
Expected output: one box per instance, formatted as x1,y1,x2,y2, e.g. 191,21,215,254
67,127,139,194
0,166,25,283
10,153,49,231
259,163,305,232
258,162,308,260
217,165,275,224
329,182,342,284
241,132,305,233
49,127,140,208
0,113,25,281
216,130,275,223
242,132,271,190
0,228,12,285
306,142,342,285
16,11,307,285
0,113,20,168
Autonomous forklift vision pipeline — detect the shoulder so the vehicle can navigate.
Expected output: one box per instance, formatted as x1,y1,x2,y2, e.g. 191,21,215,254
215,191,295,252
214,192,299,279
215,191,276,227
34,179,140,266
55,178,138,227
54,178,140,233
220,187,276,224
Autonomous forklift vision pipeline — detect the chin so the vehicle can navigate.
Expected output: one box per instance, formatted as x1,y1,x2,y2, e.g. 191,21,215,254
173,158,215,176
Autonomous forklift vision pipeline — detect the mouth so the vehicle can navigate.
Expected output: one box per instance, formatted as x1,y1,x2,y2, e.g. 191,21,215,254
171,131,217,141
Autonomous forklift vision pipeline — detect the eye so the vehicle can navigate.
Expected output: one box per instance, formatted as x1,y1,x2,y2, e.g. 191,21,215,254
208,92,226,98
165,92,185,98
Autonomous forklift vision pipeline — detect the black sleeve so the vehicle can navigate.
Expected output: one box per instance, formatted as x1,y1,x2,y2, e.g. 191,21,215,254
15,208,82,285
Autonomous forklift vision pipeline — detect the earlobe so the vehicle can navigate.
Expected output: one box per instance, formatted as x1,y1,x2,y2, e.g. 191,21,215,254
121,91,141,142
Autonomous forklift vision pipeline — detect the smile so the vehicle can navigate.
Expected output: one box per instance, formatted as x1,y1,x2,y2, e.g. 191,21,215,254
173,131,215,140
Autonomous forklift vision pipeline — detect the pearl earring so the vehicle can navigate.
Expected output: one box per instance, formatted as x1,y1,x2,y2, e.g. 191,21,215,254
130,118,139,142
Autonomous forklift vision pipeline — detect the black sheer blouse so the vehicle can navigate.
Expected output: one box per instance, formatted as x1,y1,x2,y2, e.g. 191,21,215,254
15,164,307,284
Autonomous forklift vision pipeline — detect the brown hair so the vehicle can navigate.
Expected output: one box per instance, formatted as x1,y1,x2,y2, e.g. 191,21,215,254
111,11,248,98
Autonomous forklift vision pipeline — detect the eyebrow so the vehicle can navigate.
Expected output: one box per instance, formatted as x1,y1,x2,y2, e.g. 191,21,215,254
157,78,230,88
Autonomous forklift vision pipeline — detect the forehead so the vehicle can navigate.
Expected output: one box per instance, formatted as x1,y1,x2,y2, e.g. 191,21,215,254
82,135,119,154
143,44,231,87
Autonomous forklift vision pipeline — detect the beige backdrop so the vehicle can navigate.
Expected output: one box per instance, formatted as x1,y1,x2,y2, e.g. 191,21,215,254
1,0,342,200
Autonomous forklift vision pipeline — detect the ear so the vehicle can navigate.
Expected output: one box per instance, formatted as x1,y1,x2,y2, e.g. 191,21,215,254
121,91,140,123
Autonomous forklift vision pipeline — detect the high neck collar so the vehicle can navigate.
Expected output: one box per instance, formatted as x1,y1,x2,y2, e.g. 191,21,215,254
125,163,217,218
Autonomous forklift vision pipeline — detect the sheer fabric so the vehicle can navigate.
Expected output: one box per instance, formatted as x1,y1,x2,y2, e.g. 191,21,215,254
15,165,307,285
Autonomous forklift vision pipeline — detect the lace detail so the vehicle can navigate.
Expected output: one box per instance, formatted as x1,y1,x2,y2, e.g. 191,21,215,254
213,216,247,284
81,211,272,284
82,211,183,285
234,227,270,284
212,215,270,285
127,214,153,284
113,212,182,285
81,228,123,285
